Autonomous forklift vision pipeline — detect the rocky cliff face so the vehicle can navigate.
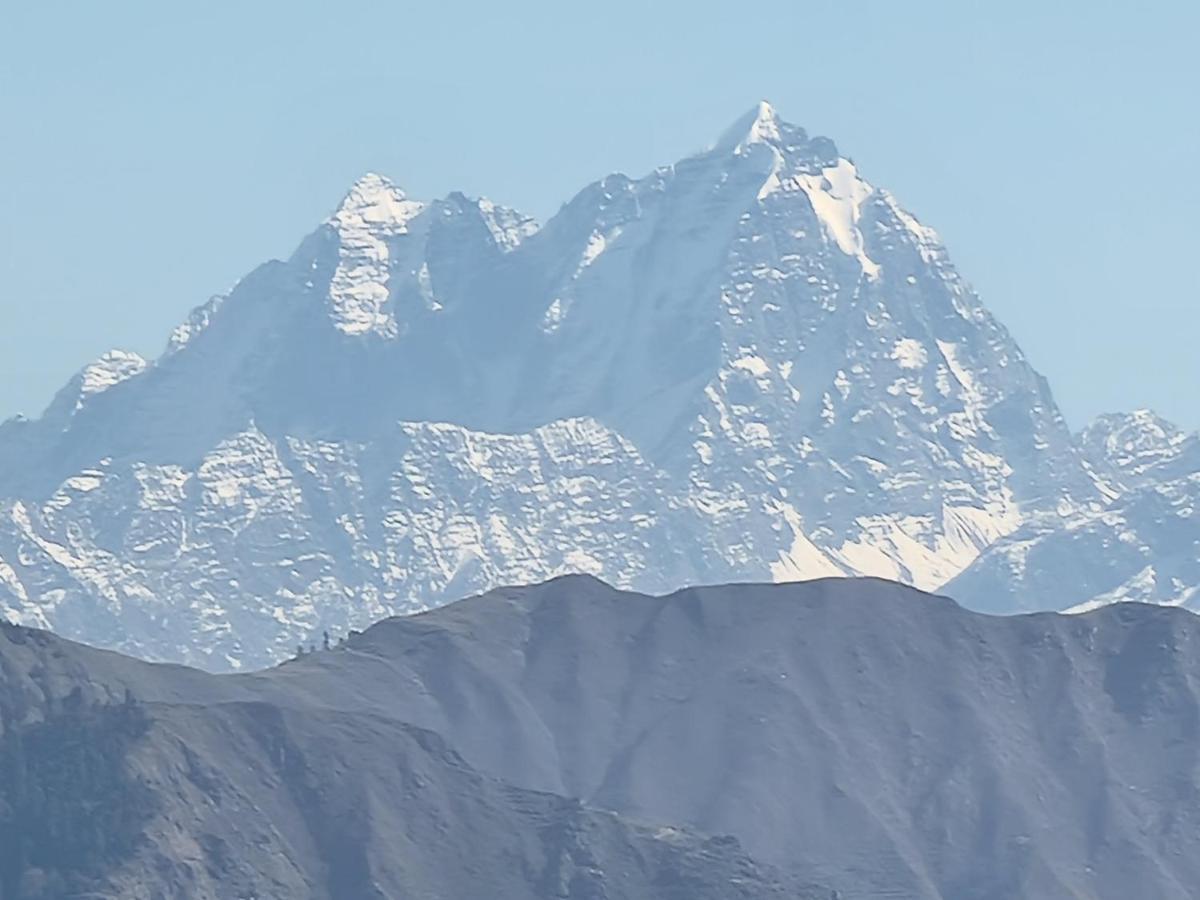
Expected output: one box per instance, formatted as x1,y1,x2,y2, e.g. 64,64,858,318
0,102,1194,667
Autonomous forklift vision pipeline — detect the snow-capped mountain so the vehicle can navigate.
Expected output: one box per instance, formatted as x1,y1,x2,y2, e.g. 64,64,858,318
0,102,1193,667
946,409,1200,614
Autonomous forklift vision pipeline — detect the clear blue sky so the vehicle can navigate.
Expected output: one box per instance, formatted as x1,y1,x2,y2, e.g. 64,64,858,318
2,1,1197,430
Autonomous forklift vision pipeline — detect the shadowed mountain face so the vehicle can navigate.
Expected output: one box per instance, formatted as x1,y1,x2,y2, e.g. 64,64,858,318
3,576,1200,898
0,629,814,899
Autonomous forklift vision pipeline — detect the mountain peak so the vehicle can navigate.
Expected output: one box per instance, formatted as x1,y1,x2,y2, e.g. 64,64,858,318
331,172,424,234
323,172,427,336
1081,409,1185,447
1079,408,1189,476
714,100,784,152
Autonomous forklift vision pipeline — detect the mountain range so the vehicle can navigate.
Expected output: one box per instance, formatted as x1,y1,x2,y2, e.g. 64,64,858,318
0,102,1196,668
4,577,1200,898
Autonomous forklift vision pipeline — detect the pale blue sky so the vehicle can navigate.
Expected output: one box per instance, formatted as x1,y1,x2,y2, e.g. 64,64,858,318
2,1,1197,429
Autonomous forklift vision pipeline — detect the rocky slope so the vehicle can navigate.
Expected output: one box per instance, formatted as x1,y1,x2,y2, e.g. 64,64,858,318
0,102,1194,667
4,576,1200,898
0,659,809,898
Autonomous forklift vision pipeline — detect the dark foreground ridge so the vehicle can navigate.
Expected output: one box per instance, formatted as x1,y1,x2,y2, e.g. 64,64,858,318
2,575,1199,898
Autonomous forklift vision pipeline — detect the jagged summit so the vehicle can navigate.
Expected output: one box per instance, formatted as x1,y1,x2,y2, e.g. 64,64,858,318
709,100,840,166
330,171,423,232
1077,408,1196,485
1080,408,1185,453
714,100,785,151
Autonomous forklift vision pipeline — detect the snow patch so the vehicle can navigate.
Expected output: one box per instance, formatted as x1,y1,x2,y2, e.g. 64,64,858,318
829,498,1021,591
542,297,567,334
77,351,148,408
731,354,771,377
794,159,880,279
891,338,928,370
167,295,225,354
770,503,846,582
579,227,621,270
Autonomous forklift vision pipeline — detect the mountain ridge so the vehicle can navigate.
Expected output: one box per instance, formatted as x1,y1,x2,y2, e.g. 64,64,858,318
0,102,1196,667
4,575,1200,898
